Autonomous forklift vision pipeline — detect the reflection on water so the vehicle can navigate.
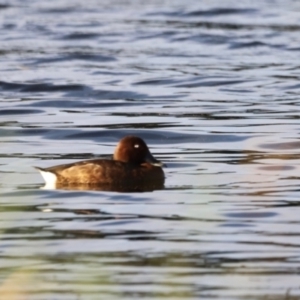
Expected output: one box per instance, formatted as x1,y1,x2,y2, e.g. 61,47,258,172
1,0,300,299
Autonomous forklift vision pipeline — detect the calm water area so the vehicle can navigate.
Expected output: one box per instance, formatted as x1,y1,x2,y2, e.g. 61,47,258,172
1,0,300,299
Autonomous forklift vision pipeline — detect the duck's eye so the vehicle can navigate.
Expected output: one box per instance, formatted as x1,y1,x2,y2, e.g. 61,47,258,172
134,144,140,148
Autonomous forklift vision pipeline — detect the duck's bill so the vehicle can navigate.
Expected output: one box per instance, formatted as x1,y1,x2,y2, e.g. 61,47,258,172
145,152,165,167
152,161,165,167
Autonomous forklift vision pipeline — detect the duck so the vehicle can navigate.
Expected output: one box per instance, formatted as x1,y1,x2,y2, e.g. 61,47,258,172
35,136,165,192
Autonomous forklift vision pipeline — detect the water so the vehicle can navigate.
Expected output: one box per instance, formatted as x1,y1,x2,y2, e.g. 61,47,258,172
1,0,300,299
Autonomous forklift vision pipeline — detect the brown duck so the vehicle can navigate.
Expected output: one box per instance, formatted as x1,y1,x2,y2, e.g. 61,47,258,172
35,136,165,192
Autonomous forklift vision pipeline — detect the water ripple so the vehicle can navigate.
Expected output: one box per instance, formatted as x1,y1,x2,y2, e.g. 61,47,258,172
1,0,300,299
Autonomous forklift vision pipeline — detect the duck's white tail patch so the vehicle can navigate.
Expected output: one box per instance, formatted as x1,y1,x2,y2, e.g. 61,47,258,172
35,168,57,189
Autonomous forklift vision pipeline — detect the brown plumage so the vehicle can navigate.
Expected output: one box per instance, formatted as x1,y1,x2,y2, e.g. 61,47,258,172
35,136,165,192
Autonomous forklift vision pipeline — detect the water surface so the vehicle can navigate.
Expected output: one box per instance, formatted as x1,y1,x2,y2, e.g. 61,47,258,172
1,0,300,299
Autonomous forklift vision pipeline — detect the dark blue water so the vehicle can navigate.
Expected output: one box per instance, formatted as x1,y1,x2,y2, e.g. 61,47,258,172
1,0,300,299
